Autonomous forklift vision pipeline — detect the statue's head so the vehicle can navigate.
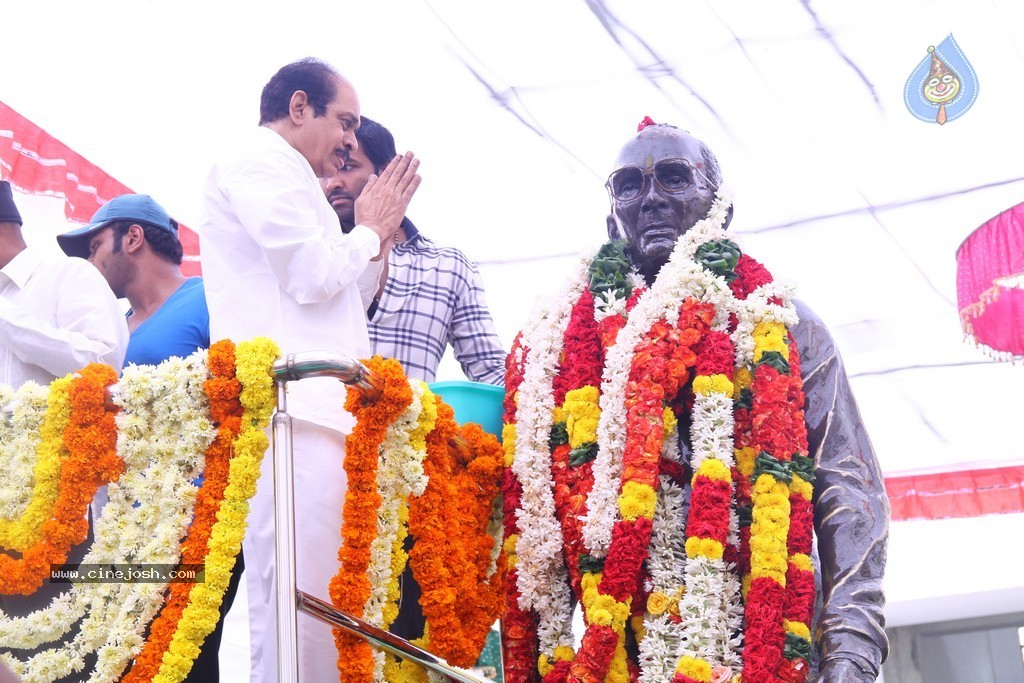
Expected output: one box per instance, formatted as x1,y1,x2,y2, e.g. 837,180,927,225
606,121,726,283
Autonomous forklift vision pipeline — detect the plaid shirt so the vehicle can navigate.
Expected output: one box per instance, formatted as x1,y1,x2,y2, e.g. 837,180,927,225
367,219,506,385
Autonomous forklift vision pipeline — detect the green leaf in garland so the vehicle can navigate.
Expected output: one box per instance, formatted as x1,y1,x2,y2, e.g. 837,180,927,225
736,504,753,528
784,632,812,662
735,387,753,410
588,240,635,302
792,455,816,484
694,239,742,283
756,350,790,374
753,451,793,483
578,554,605,573
569,442,599,467
549,422,568,448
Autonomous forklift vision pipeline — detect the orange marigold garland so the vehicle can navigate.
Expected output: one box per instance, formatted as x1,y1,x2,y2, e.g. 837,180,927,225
0,364,120,595
121,340,243,683
332,356,412,683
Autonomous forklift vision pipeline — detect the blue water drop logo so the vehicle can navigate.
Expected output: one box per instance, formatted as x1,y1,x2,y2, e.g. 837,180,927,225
904,34,979,125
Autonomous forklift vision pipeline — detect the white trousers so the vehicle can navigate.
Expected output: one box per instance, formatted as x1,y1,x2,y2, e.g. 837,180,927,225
243,419,347,683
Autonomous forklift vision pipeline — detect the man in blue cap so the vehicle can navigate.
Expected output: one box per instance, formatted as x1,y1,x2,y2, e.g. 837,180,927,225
57,193,209,367
57,193,237,682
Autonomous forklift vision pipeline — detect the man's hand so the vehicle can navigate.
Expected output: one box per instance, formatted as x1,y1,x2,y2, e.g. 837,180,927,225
354,152,421,253
816,658,877,682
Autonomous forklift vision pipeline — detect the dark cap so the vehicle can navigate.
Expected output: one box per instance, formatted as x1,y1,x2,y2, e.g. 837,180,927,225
0,181,23,226
57,194,177,259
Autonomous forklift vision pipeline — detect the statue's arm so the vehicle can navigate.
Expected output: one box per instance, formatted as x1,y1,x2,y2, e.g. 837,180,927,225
791,300,890,681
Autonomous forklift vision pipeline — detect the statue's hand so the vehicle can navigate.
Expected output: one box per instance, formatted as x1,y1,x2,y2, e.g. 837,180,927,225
816,658,877,682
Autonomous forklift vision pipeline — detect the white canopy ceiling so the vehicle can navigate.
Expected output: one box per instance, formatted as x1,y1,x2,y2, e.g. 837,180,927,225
2,0,1022,480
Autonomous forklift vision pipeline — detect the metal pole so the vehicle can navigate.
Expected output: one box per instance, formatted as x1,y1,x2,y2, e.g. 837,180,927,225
272,378,299,683
298,591,496,683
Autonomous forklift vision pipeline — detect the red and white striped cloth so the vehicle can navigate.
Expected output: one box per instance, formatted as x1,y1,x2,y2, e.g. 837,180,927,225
0,100,200,275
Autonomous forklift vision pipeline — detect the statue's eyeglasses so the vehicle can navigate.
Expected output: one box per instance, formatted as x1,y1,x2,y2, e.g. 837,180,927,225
606,158,710,203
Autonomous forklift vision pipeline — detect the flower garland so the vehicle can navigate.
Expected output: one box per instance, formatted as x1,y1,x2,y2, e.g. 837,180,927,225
151,337,279,683
333,356,412,683
0,355,213,680
0,382,48,533
504,184,816,683
120,341,242,683
0,381,61,553
0,364,120,596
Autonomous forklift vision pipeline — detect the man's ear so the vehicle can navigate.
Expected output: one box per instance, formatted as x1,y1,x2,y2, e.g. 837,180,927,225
289,90,309,124
607,214,622,242
124,224,146,254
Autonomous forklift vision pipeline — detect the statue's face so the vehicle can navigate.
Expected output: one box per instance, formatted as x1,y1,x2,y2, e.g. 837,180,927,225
608,128,716,281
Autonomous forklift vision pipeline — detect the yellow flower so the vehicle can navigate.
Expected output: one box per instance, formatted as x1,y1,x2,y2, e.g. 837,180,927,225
734,366,753,391
663,406,677,436
685,537,725,560
695,458,731,483
677,655,712,682
693,373,735,398
538,653,555,676
734,446,757,478
502,423,517,466
784,619,811,640
753,322,788,362
553,646,575,662
0,376,71,551
618,481,657,521
647,591,670,615
790,553,813,572
589,608,613,627
563,386,600,447
790,474,813,500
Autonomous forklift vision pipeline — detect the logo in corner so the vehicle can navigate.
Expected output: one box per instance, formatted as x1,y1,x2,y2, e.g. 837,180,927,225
904,34,978,125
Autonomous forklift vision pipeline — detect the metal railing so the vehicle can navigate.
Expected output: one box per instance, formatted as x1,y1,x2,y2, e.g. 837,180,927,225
270,353,495,683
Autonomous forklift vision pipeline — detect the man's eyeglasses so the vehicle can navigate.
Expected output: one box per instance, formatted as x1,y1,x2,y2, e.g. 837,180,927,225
605,158,710,202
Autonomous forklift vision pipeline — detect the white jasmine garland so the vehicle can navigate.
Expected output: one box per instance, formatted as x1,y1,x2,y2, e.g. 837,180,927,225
0,352,216,682
364,379,427,682
584,186,734,557
0,382,47,521
512,262,588,657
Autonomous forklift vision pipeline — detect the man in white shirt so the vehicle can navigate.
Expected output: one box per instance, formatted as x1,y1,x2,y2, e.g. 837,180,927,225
0,179,128,682
198,57,420,683
0,180,128,386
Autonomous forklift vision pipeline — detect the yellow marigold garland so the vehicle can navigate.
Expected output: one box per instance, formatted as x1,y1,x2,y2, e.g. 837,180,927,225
0,377,71,552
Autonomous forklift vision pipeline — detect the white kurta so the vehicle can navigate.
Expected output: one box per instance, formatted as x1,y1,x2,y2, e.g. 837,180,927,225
198,126,382,683
0,247,127,387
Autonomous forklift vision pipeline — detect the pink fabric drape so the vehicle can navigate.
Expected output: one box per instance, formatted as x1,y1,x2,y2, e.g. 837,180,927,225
956,201,1024,360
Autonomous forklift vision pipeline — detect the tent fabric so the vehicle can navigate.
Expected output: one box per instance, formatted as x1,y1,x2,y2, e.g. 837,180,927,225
956,201,1024,361
886,464,1024,521
0,102,201,276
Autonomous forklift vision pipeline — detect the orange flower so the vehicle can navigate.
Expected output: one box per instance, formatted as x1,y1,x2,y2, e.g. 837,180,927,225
0,364,120,595
122,340,241,683
332,357,412,683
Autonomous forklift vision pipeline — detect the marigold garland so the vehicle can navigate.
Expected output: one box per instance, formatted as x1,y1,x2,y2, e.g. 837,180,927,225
504,184,816,683
121,340,243,683
0,364,120,595
151,337,280,683
333,356,412,683
0,379,69,553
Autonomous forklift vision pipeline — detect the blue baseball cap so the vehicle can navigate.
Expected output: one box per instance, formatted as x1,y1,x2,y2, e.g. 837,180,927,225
57,194,177,259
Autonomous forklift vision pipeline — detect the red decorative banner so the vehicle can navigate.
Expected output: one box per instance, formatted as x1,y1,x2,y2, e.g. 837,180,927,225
0,101,200,275
885,465,1024,521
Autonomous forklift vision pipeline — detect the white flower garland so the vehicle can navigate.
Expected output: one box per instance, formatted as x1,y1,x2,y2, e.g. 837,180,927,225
365,379,428,682
0,382,48,522
0,353,216,682
512,259,589,658
583,186,735,558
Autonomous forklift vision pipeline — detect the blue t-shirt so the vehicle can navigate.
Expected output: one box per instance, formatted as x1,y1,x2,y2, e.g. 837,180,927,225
124,277,210,366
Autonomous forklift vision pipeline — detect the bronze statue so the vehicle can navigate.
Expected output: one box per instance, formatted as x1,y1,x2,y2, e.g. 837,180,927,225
606,122,889,682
